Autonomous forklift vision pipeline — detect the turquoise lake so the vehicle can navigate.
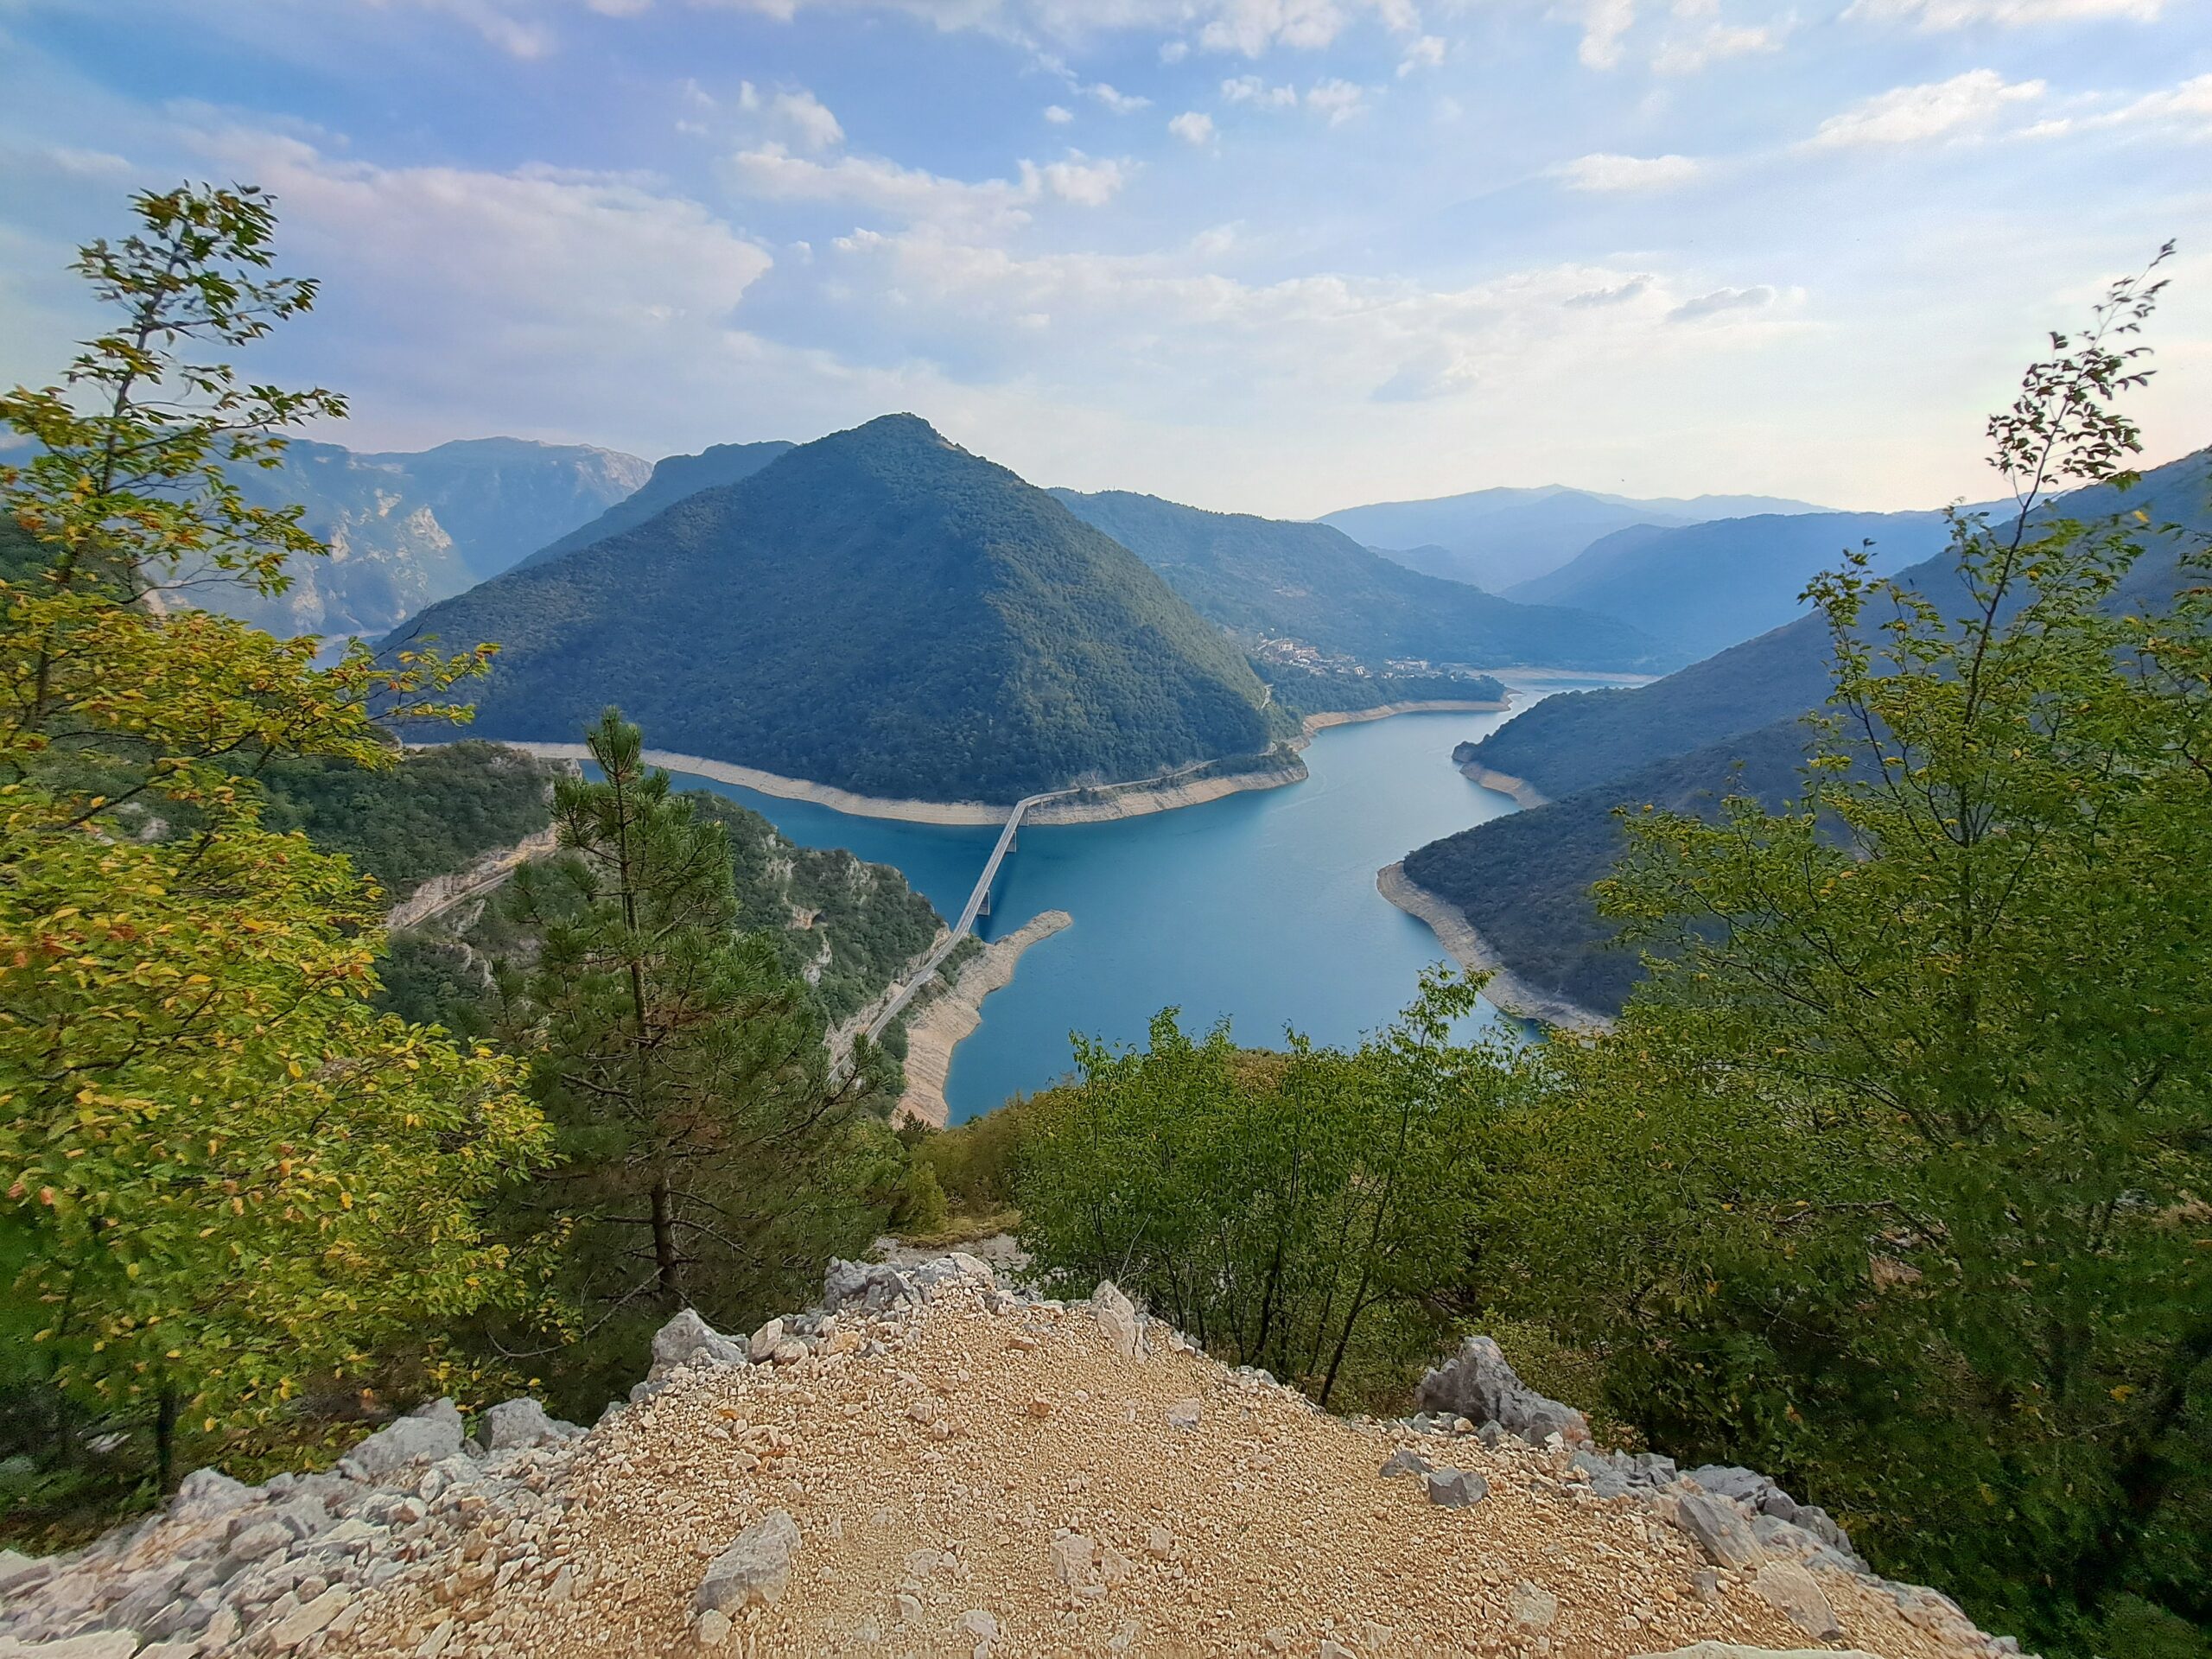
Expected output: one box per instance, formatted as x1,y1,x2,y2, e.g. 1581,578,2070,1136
665,676,1620,1122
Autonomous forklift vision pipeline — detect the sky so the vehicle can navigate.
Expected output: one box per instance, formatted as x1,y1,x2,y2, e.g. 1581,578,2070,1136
0,0,2207,517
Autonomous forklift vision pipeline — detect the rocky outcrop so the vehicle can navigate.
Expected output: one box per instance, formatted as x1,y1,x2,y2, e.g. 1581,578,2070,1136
382,826,557,931
1419,1333,1594,1447
0,1256,2020,1658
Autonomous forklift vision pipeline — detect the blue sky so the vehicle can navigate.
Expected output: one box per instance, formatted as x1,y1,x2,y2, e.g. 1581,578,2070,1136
0,0,2206,516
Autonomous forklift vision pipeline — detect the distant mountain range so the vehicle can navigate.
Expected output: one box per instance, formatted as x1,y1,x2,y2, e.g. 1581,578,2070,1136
1407,447,2212,1017
391,416,1281,804
1318,484,1828,593
1050,488,1664,674
217,437,651,639
1505,509,1954,661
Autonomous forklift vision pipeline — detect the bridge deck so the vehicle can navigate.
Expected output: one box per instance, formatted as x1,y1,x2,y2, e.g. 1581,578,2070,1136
862,790,1047,1042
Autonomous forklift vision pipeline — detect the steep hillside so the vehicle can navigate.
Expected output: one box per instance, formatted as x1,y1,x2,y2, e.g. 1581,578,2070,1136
219,437,650,639
1404,718,1815,1018
1414,446,2211,1016
515,439,795,569
1320,485,1826,592
1508,510,1954,661
1052,487,1665,672
1457,620,1839,804
0,1255,2011,1658
391,416,1279,804
378,781,946,1034
257,741,563,898
1457,448,2212,804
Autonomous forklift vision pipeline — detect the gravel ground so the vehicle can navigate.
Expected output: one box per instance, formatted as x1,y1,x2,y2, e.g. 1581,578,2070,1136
321,1279,1999,1659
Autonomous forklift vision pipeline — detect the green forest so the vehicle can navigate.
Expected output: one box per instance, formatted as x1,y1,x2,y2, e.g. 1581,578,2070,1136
256,741,562,895
1252,658,1507,721
392,414,1284,804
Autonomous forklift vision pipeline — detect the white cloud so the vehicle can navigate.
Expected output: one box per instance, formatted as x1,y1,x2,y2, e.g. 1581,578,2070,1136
1669,283,1777,320
1087,81,1153,113
1558,0,1637,68
1652,16,1789,73
2024,72,2212,140
821,229,1794,426
1844,0,2159,26
357,0,1429,60
163,122,778,444
1198,0,1352,54
1806,68,2045,147
1552,150,1700,189
769,88,844,150
1169,111,1219,143
1039,153,1132,205
2100,72,2212,136
1223,74,1302,106
726,143,1046,232
1044,104,1075,123
729,143,1129,225
398,0,556,58
1397,34,1446,73
1305,79,1370,124
1564,274,1653,307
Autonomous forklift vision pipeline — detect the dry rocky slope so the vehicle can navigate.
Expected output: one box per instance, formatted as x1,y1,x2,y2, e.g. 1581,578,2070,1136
0,1258,2022,1659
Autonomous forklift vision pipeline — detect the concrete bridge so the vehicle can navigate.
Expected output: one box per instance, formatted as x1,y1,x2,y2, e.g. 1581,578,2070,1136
862,788,1050,1043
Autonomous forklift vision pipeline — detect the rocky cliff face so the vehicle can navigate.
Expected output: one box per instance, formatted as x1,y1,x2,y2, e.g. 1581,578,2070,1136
0,1258,2021,1659
209,438,650,641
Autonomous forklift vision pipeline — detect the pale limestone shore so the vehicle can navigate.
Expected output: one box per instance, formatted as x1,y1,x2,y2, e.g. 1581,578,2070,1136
1376,860,1610,1033
485,743,1311,827
1458,760,1551,809
1026,754,1306,824
1298,696,1508,732
897,909,1073,1128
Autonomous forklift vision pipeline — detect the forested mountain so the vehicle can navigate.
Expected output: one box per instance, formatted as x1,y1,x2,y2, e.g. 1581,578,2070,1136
1050,488,1665,672
391,415,1281,803
1458,448,2212,802
1507,509,1954,660
1414,446,2212,1012
1407,716,1814,1014
1319,484,1826,591
512,439,794,570
216,437,650,639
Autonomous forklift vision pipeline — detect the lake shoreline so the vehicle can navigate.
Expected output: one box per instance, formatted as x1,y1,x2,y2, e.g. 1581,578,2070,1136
1376,861,1610,1033
458,697,1514,831
1456,761,1549,809
898,910,1074,1128
1299,697,1509,731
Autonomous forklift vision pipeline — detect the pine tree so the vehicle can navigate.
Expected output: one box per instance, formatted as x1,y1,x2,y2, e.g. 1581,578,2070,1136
491,712,902,1403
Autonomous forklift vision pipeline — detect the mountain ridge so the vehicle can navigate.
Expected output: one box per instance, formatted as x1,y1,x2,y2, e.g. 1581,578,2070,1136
1319,483,1828,592
390,415,1281,804
1051,486,1667,673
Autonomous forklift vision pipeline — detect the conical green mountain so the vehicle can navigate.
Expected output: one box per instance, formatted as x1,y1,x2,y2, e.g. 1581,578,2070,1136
391,415,1279,804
